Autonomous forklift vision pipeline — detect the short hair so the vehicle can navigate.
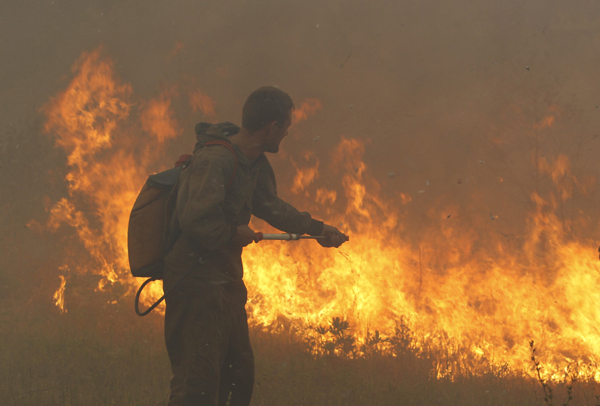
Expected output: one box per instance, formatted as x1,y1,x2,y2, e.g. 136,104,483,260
242,87,295,131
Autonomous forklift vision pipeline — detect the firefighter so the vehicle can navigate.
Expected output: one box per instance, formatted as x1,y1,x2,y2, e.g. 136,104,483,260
163,86,348,406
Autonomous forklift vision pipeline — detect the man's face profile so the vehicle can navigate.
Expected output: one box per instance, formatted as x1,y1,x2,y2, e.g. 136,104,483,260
264,109,292,153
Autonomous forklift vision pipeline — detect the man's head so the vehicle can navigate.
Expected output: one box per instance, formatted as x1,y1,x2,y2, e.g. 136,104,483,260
242,86,294,153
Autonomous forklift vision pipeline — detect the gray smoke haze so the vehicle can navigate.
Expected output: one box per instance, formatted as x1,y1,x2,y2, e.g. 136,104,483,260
2,0,600,304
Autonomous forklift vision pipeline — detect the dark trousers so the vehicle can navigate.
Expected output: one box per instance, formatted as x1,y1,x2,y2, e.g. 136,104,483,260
164,276,254,406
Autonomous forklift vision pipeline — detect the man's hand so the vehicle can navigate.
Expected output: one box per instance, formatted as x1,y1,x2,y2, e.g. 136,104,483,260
318,224,349,248
231,225,260,247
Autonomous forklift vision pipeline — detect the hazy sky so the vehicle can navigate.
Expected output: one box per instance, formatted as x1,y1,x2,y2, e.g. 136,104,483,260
2,0,600,293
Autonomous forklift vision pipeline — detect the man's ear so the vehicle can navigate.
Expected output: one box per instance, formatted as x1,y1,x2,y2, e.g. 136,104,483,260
267,120,279,134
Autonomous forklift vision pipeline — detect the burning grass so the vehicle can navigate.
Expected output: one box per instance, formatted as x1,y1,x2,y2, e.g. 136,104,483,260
2,298,599,406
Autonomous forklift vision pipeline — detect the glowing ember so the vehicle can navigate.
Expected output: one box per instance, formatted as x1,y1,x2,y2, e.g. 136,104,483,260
35,47,600,381
53,274,67,313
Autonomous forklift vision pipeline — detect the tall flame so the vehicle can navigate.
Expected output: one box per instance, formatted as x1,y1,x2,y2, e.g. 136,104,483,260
33,47,190,301
34,48,600,381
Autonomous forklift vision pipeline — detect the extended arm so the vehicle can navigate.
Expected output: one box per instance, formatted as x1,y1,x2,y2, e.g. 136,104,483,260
251,159,324,236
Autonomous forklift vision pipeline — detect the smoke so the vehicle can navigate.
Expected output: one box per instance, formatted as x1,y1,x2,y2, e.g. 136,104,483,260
2,0,600,312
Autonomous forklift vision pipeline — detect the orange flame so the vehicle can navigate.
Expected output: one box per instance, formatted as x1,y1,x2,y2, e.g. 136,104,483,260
534,115,555,129
35,48,600,382
292,98,322,124
189,88,216,117
291,151,319,194
141,87,182,142
34,47,176,304
245,134,600,380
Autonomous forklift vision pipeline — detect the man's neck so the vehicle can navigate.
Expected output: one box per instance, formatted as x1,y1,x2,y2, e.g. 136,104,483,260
229,128,265,163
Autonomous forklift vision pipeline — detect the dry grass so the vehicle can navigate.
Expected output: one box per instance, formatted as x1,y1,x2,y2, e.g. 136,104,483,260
2,293,599,406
